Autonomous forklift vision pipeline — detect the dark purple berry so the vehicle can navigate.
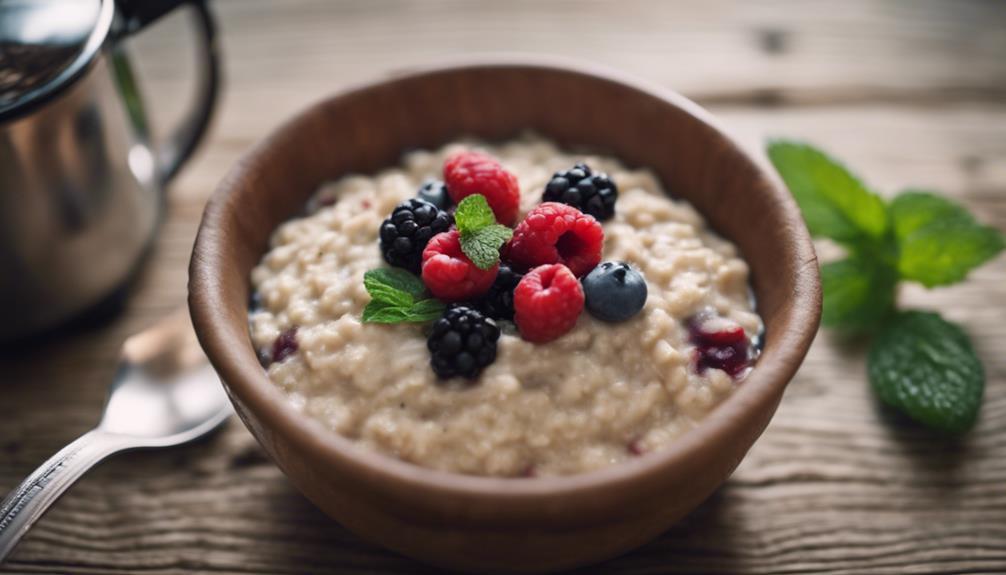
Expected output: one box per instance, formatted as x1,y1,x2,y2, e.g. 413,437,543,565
543,163,618,221
379,198,452,273
427,305,500,379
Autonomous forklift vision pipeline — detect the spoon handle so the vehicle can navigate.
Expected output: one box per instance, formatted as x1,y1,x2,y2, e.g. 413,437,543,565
0,430,134,562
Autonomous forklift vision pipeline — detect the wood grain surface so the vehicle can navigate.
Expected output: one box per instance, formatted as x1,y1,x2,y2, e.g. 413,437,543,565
2,1,1004,573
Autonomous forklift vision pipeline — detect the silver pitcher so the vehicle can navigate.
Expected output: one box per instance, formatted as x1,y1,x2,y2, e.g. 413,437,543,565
0,0,219,341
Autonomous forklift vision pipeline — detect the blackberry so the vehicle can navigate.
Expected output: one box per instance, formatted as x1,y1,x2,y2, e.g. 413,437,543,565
427,305,501,379
379,198,452,273
478,265,523,321
542,162,618,221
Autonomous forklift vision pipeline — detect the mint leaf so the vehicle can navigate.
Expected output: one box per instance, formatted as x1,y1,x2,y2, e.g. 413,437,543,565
821,255,897,332
364,268,426,301
362,297,445,324
767,140,888,245
868,311,983,434
460,224,513,270
362,300,413,323
404,298,446,322
452,194,511,270
890,190,1004,288
455,194,496,235
361,268,445,324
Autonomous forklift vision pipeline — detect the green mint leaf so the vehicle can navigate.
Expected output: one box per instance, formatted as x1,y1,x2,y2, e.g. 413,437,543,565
767,140,888,245
890,190,1005,288
455,194,496,235
868,311,983,434
460,224,513,270
362,298,446,324
820,255,897,332
404,298,447,322
361,300,413,323
364,268,425,305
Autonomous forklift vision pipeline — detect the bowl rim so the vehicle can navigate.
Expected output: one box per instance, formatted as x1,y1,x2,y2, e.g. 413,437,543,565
189,55,821,502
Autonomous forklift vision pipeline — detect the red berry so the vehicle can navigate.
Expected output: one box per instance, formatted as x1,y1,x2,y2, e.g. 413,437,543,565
422,230,498,301
687,310,752,377
506,203,604,277
687,312,746,346
513,264,584,343
443,151,521,226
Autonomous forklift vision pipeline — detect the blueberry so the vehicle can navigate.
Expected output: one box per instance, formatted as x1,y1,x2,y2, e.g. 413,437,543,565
417,179,451,210
582,261,647,322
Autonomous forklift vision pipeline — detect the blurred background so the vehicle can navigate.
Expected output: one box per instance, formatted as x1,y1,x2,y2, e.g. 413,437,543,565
2,1,1004,573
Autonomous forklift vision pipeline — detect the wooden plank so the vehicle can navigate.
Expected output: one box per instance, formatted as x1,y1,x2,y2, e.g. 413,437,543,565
125,0,1006,152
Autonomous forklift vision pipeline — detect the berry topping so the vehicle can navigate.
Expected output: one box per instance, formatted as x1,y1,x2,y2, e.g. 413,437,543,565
506,202,604,278
428,304,501,379
421,230,499,301
478,264,523,321
417,179,451,210
687,310,752,377
271,326,299,364
542,162,618,221
443,151,520,226
513,264,584,343
582,261,648,322
379,198,452,273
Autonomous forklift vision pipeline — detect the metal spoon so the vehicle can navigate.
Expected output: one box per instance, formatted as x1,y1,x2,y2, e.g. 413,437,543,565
0,310,231,561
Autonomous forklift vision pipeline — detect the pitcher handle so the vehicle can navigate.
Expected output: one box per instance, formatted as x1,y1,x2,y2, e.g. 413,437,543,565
115,0,221,184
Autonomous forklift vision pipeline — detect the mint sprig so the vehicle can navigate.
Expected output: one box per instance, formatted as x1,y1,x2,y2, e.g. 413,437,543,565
768,139,1003,434
455,194,513,270
361,268,445,324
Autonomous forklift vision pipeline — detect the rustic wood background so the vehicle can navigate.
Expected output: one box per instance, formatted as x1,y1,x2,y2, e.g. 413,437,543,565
2,1,1004,573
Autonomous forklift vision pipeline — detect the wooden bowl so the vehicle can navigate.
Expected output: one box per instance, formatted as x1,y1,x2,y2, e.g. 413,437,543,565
189,59,821,573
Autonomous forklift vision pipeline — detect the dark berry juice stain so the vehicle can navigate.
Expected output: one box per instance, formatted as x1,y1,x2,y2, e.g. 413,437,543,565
687,311,753,378
271,326,299,364
627,438,645,456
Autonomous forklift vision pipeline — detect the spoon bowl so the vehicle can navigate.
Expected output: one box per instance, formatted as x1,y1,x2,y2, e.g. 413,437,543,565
0,309,230,562
100,311,230,441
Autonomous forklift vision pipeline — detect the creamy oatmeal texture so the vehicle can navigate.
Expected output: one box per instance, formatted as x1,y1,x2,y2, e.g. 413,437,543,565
249,136,762,477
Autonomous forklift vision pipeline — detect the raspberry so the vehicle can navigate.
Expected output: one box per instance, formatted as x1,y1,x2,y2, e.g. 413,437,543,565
513,264,584,343
443,151,520,226
506,203,604,277
421,230,498,301
427,304,501,379
542,163,618,221
379,198,453,273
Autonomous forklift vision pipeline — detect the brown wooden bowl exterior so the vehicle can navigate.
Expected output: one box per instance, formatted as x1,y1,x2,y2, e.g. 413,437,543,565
189,59,821,573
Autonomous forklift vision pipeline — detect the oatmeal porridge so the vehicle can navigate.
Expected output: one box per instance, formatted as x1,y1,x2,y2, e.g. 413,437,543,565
249,135,762,477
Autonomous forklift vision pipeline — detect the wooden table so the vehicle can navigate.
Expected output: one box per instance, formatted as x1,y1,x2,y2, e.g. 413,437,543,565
3,1,1004,573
